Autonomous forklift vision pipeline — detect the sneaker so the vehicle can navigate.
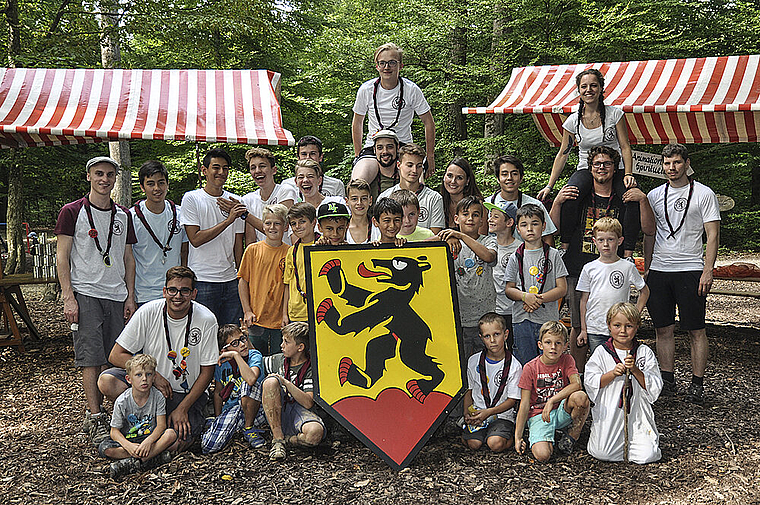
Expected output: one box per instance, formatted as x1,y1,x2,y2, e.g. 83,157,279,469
110,457,141,480
243,427,266,449
269,438,286,461
82,411,92,434
661,380,678,397
555,429,576,456
89,413,110,446
685,383,704,405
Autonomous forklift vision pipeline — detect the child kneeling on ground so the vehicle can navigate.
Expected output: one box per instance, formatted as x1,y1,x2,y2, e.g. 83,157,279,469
262,321,326,461
585,303,662,463
514,321,589,462
99,354,177,479
201,324,266,453
462,312,523,452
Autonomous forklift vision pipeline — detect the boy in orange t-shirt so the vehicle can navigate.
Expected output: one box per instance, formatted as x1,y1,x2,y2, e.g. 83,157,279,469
238,204,290,355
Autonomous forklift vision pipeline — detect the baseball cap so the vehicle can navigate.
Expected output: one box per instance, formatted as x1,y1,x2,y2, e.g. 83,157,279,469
483,201,517,221
317,201,351,221
372,129,399,144
86,156,120,172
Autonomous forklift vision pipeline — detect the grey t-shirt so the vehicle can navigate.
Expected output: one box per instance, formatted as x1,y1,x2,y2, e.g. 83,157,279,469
505,246,568,324
493,240,520,316
111,387,166,440
454,234,498,327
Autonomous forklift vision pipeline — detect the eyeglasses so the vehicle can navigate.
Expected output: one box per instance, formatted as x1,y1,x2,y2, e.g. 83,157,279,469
222,337,247,350
376,60,399,69
165,286,193,297
592,161,614,168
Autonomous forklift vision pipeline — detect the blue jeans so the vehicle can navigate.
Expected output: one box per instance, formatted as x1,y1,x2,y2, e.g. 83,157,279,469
195,280,243,326
248,325,283,356
512,320,543,365
588,333,609,354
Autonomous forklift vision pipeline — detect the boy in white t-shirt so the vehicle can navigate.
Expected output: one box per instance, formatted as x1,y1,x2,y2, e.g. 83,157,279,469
131,160,188,305
577,217,649,353
462,313,523,452
241,147,297,244
180,148,246,325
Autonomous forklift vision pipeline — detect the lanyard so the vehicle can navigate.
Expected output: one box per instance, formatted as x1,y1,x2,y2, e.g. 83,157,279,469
663,179,695,239
83,196,117,267
478,350,512,409
515,242,550,295
133,200,178,261
602,337,639,412
292,234,319,301
163,301,194,391
373,77,404,131
591,187,615,216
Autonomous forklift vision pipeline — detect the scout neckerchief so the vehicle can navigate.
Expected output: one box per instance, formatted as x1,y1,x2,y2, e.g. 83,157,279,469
515,241,550,296
133,200,178,264
490,191,523,209
283,355,311,403
602,337,640,413
163,301,194,392
373,77,404,131
479,349,512,409
83,196,117,267
663,178,695,239
218,359,241,402
292,233,320,301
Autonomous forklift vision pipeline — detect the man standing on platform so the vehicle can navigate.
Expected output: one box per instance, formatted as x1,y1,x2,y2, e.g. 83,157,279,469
56,156,137,446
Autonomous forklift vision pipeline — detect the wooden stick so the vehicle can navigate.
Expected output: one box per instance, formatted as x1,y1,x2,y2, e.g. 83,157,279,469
623,350,631,462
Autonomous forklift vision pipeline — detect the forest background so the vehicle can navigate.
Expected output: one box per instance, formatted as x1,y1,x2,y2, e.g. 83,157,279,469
2,0,760,275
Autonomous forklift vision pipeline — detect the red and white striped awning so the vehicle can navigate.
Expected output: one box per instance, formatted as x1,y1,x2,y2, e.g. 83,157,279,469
463,55,760,146
0,68,295,148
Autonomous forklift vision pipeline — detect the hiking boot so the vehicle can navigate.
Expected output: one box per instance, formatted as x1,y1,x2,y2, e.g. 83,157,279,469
110,457,141,480
555,429,576,456
243,427,266,449
89,412,110,446
269,438,286,461
685,383,704,405
661,380,678,397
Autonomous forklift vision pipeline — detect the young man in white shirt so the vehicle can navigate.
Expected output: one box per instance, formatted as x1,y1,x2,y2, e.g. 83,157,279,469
281,136,346,198
180,148,246,325
644,144,721,405
55,156,138,445
130,161,188,305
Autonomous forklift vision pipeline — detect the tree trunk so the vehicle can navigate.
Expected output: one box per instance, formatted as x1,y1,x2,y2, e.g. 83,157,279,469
448,11,468,149
483,5,507,175
98,1,132,207
752,151,760,208
4,0,25,275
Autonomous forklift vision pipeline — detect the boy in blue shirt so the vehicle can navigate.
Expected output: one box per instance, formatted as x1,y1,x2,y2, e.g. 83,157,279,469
201,324,266,453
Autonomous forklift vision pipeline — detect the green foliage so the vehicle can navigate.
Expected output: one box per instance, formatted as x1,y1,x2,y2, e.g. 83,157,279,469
721,210,760,251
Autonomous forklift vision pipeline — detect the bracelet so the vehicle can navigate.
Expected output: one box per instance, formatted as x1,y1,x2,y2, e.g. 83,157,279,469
522,292,526,302
624,173,634,178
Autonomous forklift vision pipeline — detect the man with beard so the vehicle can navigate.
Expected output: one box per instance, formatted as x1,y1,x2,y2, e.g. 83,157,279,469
549,146,654,373
368,129,401,201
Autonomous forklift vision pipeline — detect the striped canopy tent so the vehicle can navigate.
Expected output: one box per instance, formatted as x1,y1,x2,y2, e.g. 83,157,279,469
0,68,294,148
463,55,760,146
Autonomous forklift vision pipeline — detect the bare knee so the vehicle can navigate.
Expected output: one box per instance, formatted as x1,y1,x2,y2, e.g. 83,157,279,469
301,423,323,446
486,436,511,453
97,374,127,401
568,391,590,410
531,442,553,462
463,438,482,450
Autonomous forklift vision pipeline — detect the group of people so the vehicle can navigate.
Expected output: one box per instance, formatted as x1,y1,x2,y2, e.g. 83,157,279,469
55,42,721,479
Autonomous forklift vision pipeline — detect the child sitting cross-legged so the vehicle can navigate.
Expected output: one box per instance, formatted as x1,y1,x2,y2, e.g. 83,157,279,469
99,354,177,479
201,324,266,454
462,312,523,452
585,303,662,464
514,321,589,462
262,321,326,461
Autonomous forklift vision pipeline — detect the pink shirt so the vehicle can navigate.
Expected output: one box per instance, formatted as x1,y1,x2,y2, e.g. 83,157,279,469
518,353,578,418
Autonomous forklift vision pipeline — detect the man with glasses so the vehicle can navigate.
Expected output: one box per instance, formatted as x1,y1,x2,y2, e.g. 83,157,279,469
98,266,219,452
549,146,654,372
351,42,436,184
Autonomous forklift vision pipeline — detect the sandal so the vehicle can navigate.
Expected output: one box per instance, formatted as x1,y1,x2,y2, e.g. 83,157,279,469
269,438,286,461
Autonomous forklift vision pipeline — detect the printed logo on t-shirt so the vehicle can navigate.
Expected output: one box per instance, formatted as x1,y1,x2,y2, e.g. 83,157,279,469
168,219,181,234
674,197,688,212
279,258,286,272
419,206,428,222
113,220,124,236
501,255,509,268
392,95,405,110
609,270,625,289
535,369,565,407
536,256,553,275
636,356,646,369
220,208,230,218
603,126,616,142
188,327,202,346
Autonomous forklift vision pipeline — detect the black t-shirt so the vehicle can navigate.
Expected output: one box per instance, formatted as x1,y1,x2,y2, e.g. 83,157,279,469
563,192,641,277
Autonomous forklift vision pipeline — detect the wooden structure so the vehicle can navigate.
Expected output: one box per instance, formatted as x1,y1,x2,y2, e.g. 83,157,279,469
0,270,51,352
